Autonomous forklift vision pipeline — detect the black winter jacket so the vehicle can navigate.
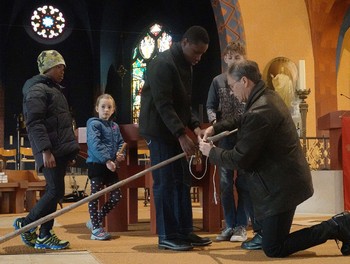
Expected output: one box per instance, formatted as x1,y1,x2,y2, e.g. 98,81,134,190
209,80,313,220
22,75,80,170
139,42,200,141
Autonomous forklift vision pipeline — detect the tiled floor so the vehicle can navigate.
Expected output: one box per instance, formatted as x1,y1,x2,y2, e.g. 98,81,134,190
0,178,345,264
0,215,100,264
1,251,100,264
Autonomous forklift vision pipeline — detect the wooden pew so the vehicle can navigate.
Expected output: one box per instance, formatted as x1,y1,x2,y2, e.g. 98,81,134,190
1,170,46,213
24,170,46,211
0,179,28,214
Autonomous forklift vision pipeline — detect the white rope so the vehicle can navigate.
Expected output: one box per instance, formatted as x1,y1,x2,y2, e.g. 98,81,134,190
188,155,208,180
189,154,218,205
212,164,218,205
188,128,238,205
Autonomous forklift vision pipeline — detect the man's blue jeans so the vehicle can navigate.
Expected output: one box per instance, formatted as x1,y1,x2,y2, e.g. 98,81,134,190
218,135,249,228
147,138,193,240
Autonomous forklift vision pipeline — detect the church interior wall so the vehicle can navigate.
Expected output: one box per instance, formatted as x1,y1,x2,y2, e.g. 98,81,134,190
239,0,316,136
1,0,350,146
337,29,350,111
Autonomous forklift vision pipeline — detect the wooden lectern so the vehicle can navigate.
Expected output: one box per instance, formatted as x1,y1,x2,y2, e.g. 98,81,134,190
105,124,221,233
78,124,222,233
318,110,350,169
104,124,152,232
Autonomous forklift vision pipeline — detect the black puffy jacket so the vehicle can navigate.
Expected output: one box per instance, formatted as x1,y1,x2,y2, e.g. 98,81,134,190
22,74,80,170
209,80,313,220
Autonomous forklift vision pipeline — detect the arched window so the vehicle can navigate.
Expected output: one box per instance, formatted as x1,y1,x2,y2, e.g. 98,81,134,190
131,23,173,124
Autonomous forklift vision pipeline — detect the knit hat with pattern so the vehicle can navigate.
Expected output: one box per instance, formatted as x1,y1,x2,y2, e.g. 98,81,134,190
37,50,66,74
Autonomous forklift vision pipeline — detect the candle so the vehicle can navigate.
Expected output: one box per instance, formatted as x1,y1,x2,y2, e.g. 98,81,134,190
9,135,13,145
20,137,24,146
298,60,306,90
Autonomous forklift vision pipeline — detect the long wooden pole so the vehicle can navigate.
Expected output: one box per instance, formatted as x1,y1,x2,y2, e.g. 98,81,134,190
0,129,237,245
0,152,185,244
206,129,237,142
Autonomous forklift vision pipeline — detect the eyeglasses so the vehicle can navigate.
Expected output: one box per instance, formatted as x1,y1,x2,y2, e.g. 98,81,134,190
230,77,242,87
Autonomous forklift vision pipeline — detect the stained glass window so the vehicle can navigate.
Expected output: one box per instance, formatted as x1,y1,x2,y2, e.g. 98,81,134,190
131,23,172,123
31,5,65,39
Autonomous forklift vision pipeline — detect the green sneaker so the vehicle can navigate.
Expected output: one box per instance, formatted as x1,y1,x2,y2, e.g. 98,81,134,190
34,230,70,250
13,217,37,247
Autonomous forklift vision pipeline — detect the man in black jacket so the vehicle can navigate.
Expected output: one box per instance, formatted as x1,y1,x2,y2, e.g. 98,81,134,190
139,26,212,251
199,59,350,257
14,50,80,250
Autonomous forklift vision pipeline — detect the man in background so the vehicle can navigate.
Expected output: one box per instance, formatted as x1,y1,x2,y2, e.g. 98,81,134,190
206,41,249,243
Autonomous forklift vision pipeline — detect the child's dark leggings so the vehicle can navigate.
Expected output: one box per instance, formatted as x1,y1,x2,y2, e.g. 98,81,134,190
88,178,121,229
87,162,122,230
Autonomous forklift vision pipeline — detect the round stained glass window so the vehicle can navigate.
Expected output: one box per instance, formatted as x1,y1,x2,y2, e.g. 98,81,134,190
31,5,65,39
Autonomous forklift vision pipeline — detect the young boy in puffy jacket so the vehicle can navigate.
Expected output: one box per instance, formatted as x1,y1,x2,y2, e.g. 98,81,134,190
15,50,80,250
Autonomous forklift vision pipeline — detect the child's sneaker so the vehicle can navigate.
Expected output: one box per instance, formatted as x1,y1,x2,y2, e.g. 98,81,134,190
91,227,111,240
13,217,37,247
34,230,70,250
86,219,103,231
86,219,93,230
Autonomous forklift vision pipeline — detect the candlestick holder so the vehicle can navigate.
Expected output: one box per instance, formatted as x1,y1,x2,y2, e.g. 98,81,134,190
295,88,311,156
